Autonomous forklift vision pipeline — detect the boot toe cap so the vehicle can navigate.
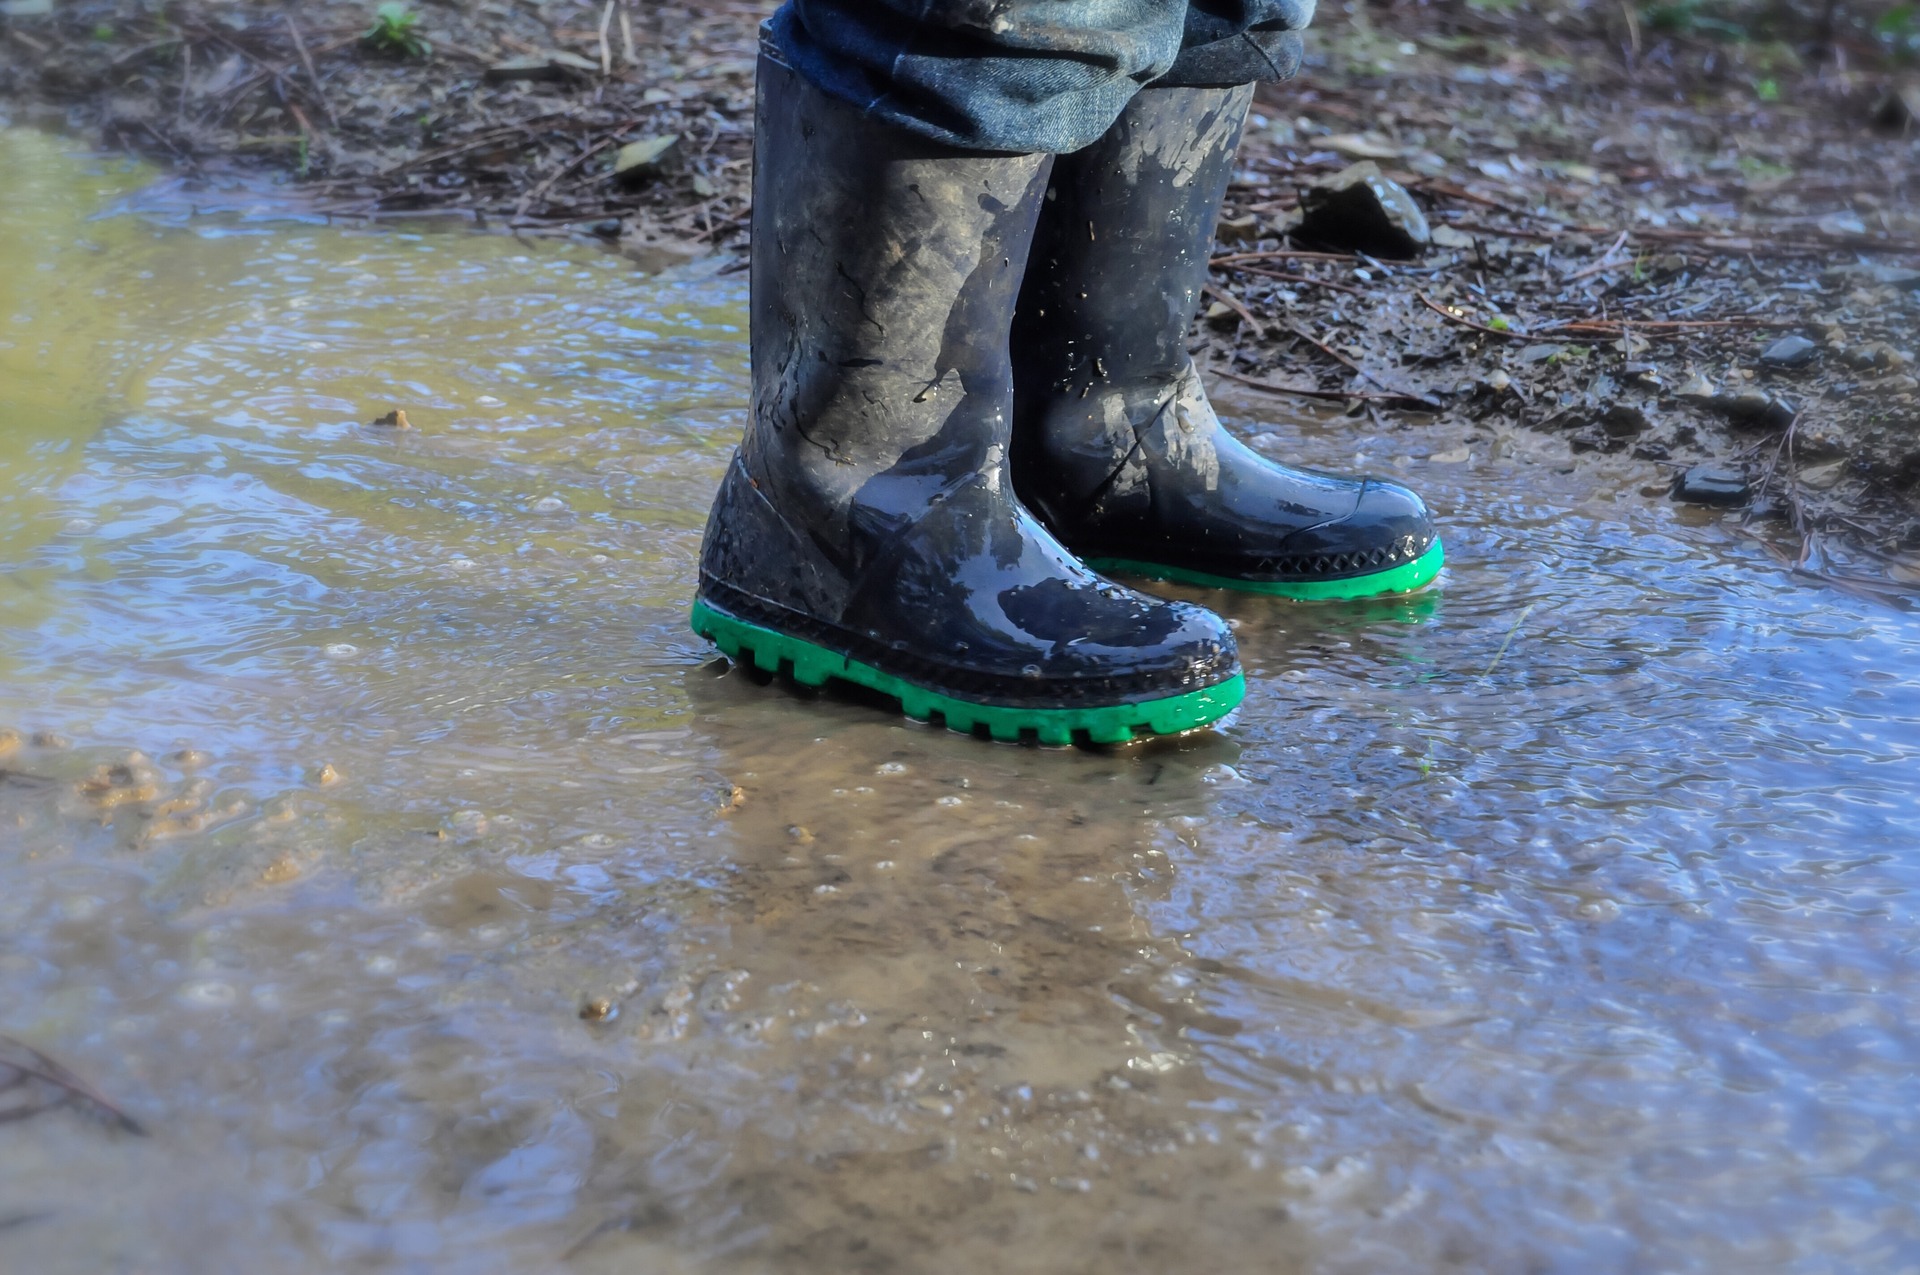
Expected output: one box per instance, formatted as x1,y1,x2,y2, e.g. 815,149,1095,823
1275,477,1435,575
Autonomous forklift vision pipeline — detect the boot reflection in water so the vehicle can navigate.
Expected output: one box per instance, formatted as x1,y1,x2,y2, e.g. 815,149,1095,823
691,2,1441,745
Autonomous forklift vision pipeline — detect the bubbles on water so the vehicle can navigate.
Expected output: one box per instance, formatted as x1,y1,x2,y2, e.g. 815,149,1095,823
475,395,504,407
448,557,477,572
935,795,964,807
322,643,358,659
59,895,101,920
179,980,238,1008
447,809,489,834
876,762,908,775
532,496,568,513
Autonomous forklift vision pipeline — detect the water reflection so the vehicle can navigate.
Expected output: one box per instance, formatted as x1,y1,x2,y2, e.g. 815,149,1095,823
2,127,1919,1272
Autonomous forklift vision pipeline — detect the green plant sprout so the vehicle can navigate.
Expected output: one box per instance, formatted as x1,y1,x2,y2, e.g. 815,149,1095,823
364,3,429,58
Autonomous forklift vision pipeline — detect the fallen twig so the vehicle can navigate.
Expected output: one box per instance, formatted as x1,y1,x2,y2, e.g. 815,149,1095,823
1222,265,1369,297
1211,367,1441,409
1417,290,1526,340
1540,317,1802,335
1202,282,1266,336
284,15,337,129
513,131,631,220
1563,230,1631,281
0,1036,146,1136
1211,249,1360,267
1286,324,1444,408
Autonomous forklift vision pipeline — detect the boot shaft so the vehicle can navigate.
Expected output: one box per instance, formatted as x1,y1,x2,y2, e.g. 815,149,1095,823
1016,83,1254,393
744,48,1052,562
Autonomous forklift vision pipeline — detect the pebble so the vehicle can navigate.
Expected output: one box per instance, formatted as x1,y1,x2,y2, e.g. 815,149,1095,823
1844,342,1911,371
1712,389,1797,429
1671,465,1750,507
532,496,567,513
1758,335,1817,369
1291,161,1430,259
1676,371,1719,403
1602,404,1650,437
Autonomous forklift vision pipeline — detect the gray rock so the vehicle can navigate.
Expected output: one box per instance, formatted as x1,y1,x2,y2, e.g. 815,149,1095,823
1676,370,1720,403
613,135,682,186
1290,161,1430,260
1602,404,1650,437
1672,466,1750,507
1843,341,1911,371
1758,335,1817,369
1711,389,1798,429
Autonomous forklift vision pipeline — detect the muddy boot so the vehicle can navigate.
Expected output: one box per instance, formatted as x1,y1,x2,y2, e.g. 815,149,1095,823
1010,84,1444,600
691,51,1244,745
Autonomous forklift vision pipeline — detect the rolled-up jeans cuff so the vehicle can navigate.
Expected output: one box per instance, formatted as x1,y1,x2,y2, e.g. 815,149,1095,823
1156,27,1305,87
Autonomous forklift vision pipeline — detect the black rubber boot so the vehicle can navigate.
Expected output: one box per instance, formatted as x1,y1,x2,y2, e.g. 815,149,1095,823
691,51,1245,745
1010,84,1444,600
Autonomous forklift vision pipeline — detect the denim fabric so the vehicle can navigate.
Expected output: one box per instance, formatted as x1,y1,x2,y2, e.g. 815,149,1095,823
766,0,1313,155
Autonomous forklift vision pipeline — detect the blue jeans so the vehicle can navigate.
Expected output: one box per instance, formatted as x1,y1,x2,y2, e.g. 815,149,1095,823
766,0,1313,154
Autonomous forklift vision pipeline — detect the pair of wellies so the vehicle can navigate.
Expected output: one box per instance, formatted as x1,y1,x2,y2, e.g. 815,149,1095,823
691,51,1442,746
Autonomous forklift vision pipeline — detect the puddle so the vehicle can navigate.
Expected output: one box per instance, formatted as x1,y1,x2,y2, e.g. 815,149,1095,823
4,128,1920,1272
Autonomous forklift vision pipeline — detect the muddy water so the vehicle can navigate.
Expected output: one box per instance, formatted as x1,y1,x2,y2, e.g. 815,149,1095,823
4,127,1920,1273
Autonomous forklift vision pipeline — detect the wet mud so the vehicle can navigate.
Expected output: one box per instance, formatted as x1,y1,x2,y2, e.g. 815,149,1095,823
4,129,1920,1272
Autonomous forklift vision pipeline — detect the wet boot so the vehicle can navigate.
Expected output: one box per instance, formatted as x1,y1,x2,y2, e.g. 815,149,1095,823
1010,84,1444,600
691,50,1245,745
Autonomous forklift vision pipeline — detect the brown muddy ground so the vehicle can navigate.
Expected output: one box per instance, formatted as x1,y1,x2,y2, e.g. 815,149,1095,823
1,0,1917,578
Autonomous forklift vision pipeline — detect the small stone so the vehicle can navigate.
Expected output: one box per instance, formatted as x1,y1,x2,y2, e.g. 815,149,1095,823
613,135,682,186
1865,266,1920,292
1871,85,1918,132
1676,370,1719,403
1290,161,1430,260
1712,390,1797,429
1672,465,1750,507
1758,335,1817,369
369,409,412,429
1602,404,1650,437
1845,342,1910,371
1797,459,1848,490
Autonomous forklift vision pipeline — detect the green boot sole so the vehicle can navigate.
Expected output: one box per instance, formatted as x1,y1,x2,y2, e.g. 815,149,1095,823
691,599,1245,745
1086,539,1445,601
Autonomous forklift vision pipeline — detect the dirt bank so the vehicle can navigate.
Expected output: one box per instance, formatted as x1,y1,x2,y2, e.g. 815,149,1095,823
2,0,1918,587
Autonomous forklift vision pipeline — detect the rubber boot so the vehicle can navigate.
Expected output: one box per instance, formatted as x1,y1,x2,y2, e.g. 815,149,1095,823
691,50,1245,745
1010,84,1444,600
